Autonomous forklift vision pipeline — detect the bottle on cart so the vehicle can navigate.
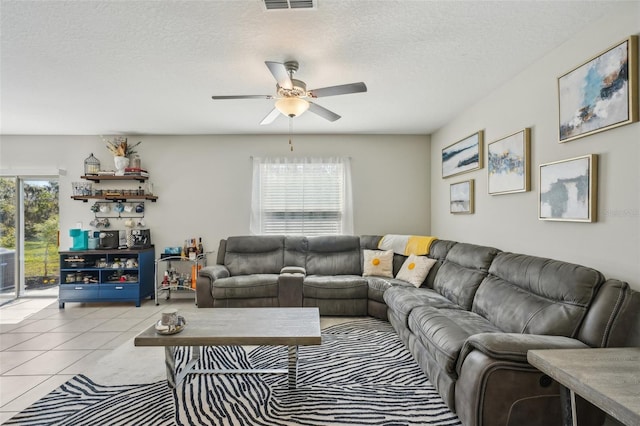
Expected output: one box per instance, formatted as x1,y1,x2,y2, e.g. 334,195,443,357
181,240,188,260
198,237,204,256
188,238,197,260
191,264,197,289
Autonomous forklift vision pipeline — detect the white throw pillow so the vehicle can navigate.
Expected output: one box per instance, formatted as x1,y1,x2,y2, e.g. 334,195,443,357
396,254,437,287
362,249,393,278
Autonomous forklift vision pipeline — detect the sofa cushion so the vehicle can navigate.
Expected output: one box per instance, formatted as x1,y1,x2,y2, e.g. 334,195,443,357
365,276,413,303
473,252,605,337
212,274,279,299
362,249,393,278
408,306,501,376
224,236,285,275
420,239,458,288
433,242,500,309
305,235,362,275
396,254,437,287
383,286,460,326
284,236,307,268
303,275,368,299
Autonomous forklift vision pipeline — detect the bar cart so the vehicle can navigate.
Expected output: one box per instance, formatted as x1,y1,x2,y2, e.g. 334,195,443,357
154,253,209,305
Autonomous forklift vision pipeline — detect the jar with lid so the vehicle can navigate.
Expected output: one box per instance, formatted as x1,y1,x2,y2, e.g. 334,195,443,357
131,155,141,169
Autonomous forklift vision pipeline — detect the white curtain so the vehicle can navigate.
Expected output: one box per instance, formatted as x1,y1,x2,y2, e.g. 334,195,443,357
250,157,353,235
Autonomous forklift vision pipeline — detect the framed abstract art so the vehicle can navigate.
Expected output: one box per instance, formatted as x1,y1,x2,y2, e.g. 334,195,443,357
558,36,638,143
488,128,531,195
442,131,483,178
539,154,598,222
450,179,474,214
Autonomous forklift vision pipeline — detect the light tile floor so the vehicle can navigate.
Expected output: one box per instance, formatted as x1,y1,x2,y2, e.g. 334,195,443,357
0,294,195,424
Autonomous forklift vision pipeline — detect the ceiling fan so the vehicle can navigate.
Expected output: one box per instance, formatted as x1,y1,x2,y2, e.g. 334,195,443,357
211,60,367,125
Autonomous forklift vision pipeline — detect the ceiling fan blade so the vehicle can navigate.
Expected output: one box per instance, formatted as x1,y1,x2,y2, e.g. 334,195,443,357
211,95,273,100
260,108,281,125
265,61,292,90
308,102,341,122
308,82,367,98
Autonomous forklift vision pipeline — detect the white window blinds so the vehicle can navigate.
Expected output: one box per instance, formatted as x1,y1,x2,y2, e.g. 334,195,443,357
250,157,353,235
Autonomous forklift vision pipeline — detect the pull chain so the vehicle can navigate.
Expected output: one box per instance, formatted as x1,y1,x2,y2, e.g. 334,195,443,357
288,117,294,151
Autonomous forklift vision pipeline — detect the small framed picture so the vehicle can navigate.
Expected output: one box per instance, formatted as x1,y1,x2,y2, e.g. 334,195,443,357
539,154,598,222
450,179,474,214
442,131,483,178
558,36,638,143
488,128,531,195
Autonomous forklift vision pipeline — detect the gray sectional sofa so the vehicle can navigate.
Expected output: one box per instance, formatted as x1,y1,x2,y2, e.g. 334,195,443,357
196,235,639,426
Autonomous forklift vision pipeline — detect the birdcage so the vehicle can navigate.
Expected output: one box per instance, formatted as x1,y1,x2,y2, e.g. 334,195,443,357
84,153,100,175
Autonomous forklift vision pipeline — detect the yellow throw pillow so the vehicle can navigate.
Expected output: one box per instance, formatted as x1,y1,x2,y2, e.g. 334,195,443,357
362,249,394,278
396,254,437,287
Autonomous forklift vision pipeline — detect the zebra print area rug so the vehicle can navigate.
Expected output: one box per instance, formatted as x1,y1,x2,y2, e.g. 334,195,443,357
6,318,461,426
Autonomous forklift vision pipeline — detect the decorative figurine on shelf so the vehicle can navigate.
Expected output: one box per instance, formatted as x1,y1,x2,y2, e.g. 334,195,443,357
103,136,142,176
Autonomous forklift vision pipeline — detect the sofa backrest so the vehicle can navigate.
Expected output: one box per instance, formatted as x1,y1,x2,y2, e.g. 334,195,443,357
473,252,604,337
577,279,640,347
284,236,307,268
424,239,457,288
223,235,285,275
433,242,500,309
216,239,227,265
305,235,362,275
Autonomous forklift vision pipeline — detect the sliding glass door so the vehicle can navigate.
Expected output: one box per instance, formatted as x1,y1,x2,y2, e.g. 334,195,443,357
0,177,59,305
0,178,17,305
22,179,59,297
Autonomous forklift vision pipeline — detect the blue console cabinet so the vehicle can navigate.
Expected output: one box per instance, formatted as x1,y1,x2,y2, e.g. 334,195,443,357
58,247,155,308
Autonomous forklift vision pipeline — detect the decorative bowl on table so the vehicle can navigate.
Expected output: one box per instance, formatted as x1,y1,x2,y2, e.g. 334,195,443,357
154,316,187,335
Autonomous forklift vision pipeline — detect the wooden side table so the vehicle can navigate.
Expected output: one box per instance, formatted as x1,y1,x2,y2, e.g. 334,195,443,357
528,347,640,426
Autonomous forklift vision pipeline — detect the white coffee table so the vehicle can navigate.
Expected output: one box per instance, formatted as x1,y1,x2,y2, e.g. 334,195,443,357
134,307,322,389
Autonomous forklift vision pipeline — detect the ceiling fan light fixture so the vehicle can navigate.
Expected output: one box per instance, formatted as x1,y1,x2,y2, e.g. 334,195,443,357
275,97,310,118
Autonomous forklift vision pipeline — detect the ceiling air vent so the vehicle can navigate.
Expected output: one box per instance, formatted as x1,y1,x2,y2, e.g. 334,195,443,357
262,0,316,11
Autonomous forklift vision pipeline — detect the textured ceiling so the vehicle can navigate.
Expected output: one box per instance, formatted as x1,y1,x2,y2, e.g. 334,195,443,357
0,1,620,136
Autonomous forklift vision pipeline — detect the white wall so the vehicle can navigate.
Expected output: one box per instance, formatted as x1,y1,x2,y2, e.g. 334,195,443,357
0,134,431,260
430,3,640,289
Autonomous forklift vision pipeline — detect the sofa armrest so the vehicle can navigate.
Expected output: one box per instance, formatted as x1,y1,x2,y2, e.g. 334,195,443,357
278,268,304,307
199,265,230,281
457,333,588,374
195,265,230,308
281,266,306,275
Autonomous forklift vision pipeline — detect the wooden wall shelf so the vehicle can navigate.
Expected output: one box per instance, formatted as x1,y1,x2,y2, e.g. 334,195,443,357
72,195,158,202
82,175,148,183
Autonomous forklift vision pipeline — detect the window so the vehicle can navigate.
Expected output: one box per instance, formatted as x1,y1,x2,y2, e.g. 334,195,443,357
250,157,353,235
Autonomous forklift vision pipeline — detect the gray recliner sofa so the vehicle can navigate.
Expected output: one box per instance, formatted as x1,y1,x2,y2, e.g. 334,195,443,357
197,235,371,315
195,235,284,308
196,234,639,426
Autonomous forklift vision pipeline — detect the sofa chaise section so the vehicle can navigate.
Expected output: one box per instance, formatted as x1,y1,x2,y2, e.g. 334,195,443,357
387,248,615,426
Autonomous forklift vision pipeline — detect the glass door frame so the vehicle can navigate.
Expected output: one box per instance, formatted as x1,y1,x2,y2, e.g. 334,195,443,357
0,174,59,303
0,177,18,305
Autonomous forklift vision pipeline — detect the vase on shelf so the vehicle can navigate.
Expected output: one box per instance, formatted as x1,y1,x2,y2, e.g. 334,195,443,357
114,156,130,176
